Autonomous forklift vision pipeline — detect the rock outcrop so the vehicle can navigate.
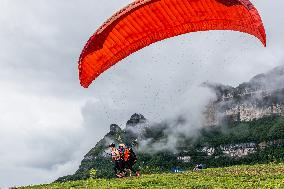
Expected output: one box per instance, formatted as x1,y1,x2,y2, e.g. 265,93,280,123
204,65,284,125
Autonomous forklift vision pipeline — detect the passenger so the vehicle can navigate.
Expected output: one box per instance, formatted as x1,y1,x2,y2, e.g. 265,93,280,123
109,143,124,177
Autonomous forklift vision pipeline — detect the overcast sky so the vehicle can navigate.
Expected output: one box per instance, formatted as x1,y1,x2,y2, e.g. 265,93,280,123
0,0,283,188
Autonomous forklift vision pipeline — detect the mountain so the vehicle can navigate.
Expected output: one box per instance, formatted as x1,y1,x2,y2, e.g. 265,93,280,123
56,65,284,182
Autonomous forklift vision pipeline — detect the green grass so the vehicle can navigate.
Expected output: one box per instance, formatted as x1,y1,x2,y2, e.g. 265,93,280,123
19,164,284,189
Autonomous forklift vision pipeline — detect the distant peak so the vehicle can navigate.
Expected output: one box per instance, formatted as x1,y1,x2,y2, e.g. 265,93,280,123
109,124,121,134
126,113,146,127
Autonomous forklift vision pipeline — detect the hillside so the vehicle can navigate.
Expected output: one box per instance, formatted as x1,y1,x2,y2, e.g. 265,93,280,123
55,114,284,182
19,164,284,189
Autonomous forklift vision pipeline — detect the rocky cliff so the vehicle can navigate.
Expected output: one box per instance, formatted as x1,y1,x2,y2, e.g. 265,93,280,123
204,65,284,125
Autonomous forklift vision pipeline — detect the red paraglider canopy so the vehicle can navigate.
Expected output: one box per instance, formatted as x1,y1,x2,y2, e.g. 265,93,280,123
79,0,266,88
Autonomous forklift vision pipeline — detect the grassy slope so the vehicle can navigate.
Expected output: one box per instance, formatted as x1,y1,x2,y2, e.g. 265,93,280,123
20,164,284,189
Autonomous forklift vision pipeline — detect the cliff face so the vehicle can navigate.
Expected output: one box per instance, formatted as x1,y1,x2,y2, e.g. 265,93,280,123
204,65,284,125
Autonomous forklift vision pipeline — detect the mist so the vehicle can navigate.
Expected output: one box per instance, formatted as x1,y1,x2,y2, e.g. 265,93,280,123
125,85,216,154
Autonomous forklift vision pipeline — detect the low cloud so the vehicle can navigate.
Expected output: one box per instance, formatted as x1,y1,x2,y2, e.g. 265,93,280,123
137,85,216,154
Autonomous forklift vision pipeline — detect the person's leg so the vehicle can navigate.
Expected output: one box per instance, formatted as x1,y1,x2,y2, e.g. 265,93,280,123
129,160,140,177
115,160,124,177
129,161,136,173
124,161,132,176
118,160,126,176
114,161,118,174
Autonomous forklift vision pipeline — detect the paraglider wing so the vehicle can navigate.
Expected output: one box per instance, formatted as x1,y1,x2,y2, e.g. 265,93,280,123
79,0,266,88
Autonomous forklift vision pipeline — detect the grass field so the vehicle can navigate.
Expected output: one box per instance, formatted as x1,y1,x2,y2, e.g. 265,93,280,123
19,163,284,189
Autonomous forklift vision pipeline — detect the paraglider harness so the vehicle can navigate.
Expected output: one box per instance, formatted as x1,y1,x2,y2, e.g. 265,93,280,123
117,144,137,163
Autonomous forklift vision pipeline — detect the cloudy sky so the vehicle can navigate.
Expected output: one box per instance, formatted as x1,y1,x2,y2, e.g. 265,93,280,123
0,0,283,188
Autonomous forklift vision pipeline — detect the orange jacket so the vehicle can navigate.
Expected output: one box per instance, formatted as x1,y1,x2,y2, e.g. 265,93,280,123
124,148,130,161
